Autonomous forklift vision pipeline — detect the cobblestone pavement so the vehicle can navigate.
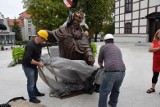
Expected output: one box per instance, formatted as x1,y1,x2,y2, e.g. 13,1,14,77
0,42,160,107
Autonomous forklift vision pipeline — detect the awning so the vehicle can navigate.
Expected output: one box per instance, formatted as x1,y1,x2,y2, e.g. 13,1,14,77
146,12,160,19
0,23,7,30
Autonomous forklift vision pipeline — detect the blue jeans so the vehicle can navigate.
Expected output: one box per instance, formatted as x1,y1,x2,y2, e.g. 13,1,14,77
98,71,125,107
22,65,39,99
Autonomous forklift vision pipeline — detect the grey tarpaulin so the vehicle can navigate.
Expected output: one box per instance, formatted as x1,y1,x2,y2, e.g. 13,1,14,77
38,54,99,98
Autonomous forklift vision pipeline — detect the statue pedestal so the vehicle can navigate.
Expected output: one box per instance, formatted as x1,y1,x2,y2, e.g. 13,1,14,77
49,46,59,57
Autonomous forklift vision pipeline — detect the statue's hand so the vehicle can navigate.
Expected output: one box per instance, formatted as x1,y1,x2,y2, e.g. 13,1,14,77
88,55,95,66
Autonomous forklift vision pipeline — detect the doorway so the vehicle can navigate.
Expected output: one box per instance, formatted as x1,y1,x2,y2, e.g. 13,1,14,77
146,12,160,42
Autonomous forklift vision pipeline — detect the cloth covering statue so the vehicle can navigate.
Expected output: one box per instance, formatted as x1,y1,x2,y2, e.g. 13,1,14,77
47,11,95,65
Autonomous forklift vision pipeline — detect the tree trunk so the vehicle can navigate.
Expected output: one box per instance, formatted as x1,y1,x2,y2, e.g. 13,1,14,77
94,31,99,42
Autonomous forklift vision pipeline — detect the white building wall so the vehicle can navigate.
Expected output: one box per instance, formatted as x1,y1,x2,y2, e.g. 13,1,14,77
115,15,119,21
158,6,160,11
132,27,138,33
22,18,36,40
120,14,124,21
120,7,124,14
120,22,124,27
133,2,139,11
139,27,146,33
120,0,124,6
133,0,139,2
115,22,119,28
0,12,4,19
149,7,156,14
149,0,160,7
114,0,160,42
140,9,147,18
115,29,119,33
31,24,36,36
115,1,119,8
140,19,147,26
115,8,119,15
132,20,138,26
140,0,148,9
120,28,124,33
22,19,29,40
3,18,10,32
125,13,131,20
21,26,25,40
133,11,139,19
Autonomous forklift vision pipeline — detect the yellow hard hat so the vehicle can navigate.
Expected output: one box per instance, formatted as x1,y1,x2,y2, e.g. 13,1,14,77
37,30,48,40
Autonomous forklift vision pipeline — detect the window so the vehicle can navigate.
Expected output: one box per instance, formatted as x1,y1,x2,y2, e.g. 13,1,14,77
28,24,32,27
125,22,132,34
125,0,132,13
28,19,32,24
28,28,31,34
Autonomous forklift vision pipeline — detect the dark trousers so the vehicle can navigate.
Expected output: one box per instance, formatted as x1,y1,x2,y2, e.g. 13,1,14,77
22,65,39,99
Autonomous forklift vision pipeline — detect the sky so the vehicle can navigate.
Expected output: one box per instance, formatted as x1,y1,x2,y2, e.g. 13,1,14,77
0,0,25,19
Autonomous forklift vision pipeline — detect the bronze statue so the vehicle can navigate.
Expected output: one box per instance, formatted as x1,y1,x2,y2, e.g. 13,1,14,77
47,11,95,66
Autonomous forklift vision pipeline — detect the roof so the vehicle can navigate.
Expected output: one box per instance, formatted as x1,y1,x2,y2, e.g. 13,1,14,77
18,11,31,19
9,19,24,27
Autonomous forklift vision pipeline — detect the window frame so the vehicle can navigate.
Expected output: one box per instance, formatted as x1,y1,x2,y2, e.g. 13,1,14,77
125,0,132,13
124,22,132,34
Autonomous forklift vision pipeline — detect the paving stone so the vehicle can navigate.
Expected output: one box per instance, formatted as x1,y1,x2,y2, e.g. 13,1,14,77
0,42,160,107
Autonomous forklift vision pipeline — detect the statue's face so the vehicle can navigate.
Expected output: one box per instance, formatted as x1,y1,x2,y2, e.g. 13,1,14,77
73,12,84,25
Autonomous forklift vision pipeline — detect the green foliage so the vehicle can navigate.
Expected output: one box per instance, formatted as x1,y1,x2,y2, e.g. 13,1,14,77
12,47,24,63
22,0,114,33
103,21,115,35
22,0,68,30
12,19,22,41
90,42,97,57
78,0,115,35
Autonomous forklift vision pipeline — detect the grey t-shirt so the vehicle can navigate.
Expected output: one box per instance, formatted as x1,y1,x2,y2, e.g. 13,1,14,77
98,43,126,71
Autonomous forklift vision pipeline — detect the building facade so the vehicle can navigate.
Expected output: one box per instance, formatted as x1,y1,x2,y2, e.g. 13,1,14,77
0,11,36,45
114,0,160,42
18,11,36,40
0,12,15,45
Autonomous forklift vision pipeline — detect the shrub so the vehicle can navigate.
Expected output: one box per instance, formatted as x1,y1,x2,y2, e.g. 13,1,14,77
90,42,97,57
12,46,24,63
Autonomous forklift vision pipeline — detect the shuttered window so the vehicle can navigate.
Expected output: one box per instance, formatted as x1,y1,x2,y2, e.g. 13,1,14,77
125,22,132,34
125,0,132,13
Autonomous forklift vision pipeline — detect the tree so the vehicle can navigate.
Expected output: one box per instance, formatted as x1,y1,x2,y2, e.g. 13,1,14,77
22,0,68,30
12,19,22,41
22,0,114,39
78,0,115,42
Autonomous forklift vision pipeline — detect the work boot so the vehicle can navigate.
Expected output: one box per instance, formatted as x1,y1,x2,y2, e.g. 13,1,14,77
36,92,45,97
29,98,41,103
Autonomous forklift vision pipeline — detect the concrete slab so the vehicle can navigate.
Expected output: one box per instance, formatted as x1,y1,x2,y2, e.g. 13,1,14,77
0,42,160,107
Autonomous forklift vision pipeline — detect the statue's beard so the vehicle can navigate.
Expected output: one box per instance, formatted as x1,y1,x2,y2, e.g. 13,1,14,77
72,20,81,26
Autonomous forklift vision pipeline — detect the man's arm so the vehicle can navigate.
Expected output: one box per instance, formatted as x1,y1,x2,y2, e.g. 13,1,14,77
31,59,44,67
23,45,44,67
98,47,104,68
